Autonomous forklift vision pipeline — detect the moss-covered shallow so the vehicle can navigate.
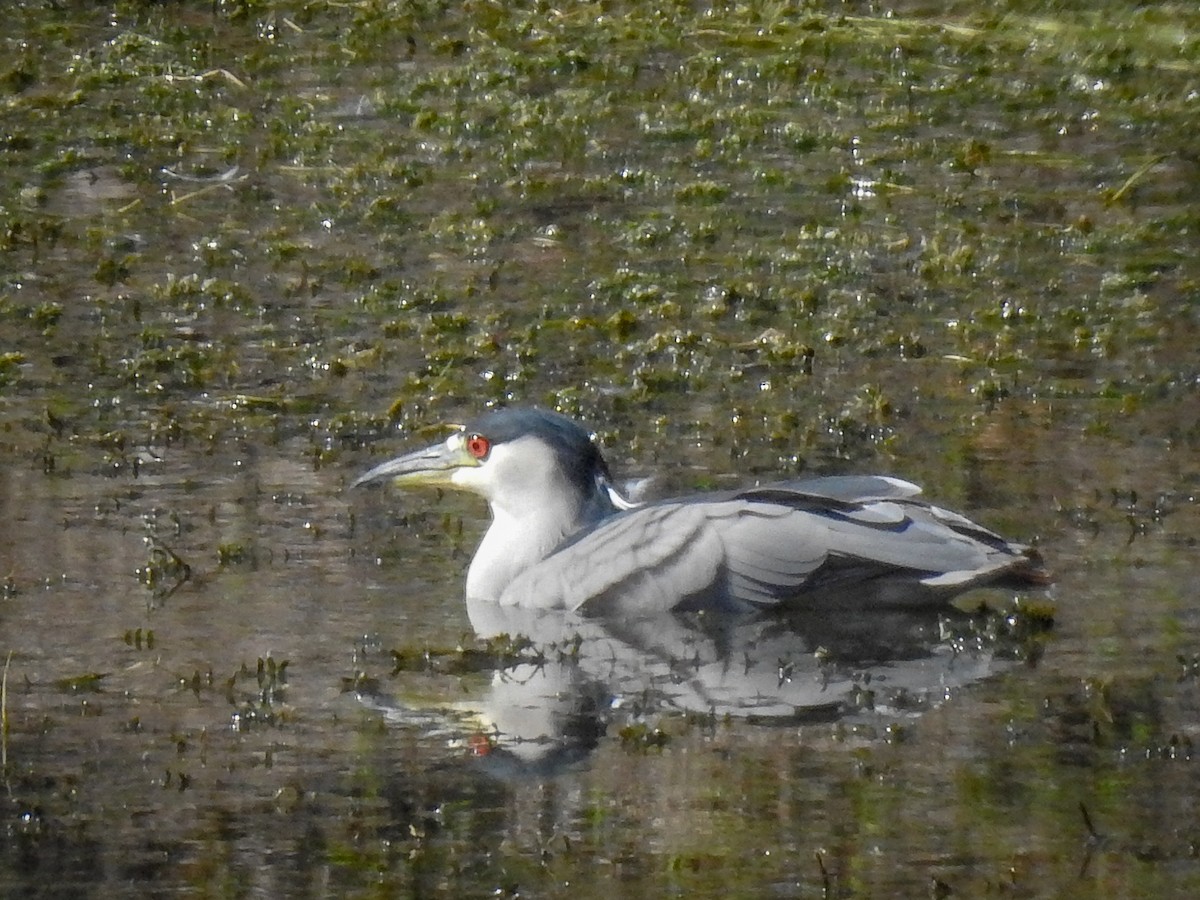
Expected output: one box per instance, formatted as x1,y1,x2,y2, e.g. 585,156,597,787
2,1,1199,896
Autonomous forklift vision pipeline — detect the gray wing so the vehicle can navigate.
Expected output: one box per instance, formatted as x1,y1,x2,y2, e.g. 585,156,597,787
498,501,749,613
767,474,924,502
497,480,1039,614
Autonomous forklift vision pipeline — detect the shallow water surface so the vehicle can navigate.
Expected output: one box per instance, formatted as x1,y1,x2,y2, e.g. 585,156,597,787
2,1,1200,896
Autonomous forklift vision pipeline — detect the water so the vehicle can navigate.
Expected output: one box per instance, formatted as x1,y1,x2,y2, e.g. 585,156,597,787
2,2,1199,896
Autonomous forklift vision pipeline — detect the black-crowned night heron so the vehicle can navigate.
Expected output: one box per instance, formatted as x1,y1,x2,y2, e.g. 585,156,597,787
352,408,1048,614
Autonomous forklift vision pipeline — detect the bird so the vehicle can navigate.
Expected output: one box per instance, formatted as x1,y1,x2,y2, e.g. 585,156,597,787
351,407,1049,615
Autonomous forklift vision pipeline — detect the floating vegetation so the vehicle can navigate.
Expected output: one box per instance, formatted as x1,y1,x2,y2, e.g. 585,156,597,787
618,722,670,753
216,542,251,566
212,655,292,731
0,0,1189,474
387,633,543,677
122,627,155,651
53,672,108,694
946,599,1057,662
136,535,192,601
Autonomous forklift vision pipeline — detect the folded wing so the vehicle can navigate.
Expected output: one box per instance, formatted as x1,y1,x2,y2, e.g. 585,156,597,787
499,479,1044,613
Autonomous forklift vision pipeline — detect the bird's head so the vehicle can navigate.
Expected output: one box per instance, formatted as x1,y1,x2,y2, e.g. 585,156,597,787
351,407,634,520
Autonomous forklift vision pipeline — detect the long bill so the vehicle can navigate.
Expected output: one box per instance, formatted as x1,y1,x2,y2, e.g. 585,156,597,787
350,433,478,489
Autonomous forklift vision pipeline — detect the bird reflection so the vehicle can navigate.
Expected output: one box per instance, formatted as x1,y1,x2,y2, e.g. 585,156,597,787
358,593,1034,774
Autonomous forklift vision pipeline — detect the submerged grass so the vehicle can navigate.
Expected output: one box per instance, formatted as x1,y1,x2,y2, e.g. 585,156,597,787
3,2,1196,465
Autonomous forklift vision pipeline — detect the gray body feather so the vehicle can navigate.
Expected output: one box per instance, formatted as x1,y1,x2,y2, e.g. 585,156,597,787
497,476,1041,614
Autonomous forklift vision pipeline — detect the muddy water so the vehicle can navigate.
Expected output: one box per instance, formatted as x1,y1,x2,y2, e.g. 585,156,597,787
3,2,1200,897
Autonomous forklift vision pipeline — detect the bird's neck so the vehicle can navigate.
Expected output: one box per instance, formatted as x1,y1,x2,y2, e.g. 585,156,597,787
465,484,616,602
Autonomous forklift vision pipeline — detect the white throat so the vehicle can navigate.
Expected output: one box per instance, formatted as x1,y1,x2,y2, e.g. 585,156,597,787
458,435,614,602
465,504,569,601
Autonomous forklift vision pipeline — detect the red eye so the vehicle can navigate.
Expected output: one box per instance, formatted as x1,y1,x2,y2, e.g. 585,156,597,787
466,433,491,460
